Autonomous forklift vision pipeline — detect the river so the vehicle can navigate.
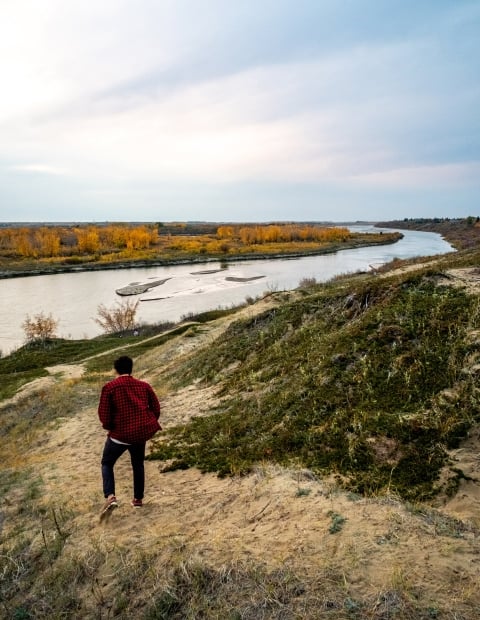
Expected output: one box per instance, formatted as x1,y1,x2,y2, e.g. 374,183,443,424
0,227,454,355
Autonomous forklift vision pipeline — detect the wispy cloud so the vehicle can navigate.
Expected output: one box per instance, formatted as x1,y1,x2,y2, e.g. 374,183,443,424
350,161,480,188
9,164,70,176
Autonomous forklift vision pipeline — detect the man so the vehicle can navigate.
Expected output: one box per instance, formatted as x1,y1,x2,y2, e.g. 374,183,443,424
98,355,161,514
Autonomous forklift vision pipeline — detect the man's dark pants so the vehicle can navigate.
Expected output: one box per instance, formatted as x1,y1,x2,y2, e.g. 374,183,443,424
101,437,146,500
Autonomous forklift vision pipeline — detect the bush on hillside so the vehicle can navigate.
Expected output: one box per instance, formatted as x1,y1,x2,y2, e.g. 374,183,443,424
22,312,59,345
95,299,139,334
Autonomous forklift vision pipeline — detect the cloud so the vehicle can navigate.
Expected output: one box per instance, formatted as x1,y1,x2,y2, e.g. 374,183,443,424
0,1,478,220
27,41,473,187
349,161,480,188
9,164,70,176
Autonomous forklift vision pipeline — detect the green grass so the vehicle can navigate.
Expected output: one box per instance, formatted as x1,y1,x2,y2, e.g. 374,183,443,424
149,264,480,500
1,334,134,370
0,381,99,441
328,511,347,534
84,323,199,372
0,322,197,399
0,368,50,401
180,306,244,323
0,336,135,400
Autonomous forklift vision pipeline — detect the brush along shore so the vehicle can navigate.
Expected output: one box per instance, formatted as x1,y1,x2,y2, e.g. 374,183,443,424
0,231,401,279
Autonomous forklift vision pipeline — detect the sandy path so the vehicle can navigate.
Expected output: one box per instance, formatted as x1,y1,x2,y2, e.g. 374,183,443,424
4,282,480,612
32,395,480,608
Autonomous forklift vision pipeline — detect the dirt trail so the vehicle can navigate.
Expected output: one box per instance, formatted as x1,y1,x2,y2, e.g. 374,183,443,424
32,383,480,609
28,398,480,611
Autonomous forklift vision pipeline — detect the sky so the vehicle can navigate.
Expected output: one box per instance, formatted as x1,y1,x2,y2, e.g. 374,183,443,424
0,0,479,223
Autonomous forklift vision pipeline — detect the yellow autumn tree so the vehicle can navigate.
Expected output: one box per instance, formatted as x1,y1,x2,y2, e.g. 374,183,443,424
14,229,37,257
217,226,235,239
35,227,61,257
75,227,100,254
22,311,59,344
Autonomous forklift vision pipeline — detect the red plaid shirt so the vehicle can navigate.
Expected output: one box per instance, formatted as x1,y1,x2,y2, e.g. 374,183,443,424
98,375,161,444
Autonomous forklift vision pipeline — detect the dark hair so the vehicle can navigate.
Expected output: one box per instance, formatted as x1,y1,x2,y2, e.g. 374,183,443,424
114,356,133,375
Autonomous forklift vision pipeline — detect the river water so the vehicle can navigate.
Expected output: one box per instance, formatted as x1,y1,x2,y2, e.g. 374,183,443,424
0,227,453,355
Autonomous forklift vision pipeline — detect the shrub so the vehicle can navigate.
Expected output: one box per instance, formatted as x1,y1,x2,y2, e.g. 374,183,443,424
298,277,318,288
94,299,139,334
21,312,58,344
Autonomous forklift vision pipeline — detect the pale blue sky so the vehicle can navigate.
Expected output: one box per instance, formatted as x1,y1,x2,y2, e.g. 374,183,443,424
0,0,478,222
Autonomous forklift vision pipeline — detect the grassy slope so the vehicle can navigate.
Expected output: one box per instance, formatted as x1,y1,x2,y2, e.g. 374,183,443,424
149,254,479,500
2,219,480,618
0,313,234,400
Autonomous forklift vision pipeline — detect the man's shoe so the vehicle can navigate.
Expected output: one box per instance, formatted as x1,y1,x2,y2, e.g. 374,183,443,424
101,496,118,515
131,498,143,507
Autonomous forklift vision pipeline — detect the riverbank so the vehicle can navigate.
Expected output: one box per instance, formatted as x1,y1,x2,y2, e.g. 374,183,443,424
0,232,402,279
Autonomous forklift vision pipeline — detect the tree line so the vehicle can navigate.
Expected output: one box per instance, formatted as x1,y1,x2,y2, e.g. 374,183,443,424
217,224,350,244
0,224,158,258
0,223,352,259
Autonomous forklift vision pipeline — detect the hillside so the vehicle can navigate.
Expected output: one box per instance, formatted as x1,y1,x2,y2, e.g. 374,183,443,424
376,218,480,250
1,242,480,618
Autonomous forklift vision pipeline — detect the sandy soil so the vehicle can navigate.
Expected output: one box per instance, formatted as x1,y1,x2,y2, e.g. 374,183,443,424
3,283,480,614
26,388,480,611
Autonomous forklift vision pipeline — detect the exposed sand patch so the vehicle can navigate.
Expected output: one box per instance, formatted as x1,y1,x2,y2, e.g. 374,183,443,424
116,277,171,295
45,363,85,380
225,275,266,282
442,267,480,295
439,425,480,527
